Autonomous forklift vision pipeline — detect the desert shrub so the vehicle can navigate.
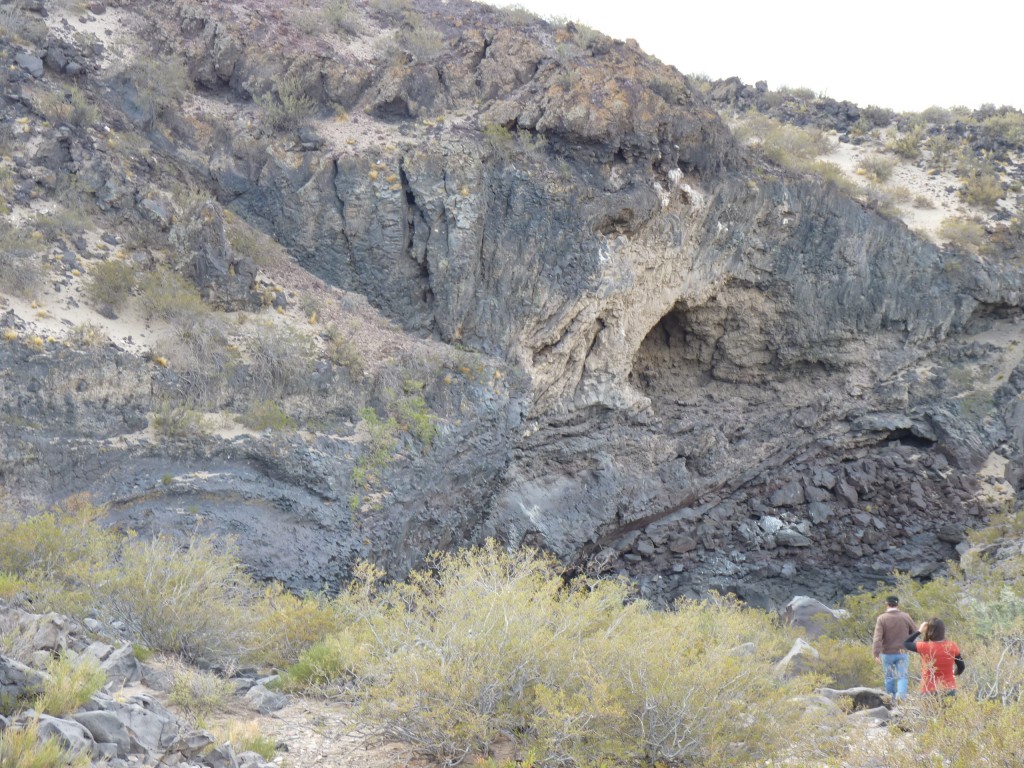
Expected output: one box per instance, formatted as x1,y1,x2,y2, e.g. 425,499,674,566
33,655,105,717
34,85,97,129
391,380,437,447
256,76,316,132
277,563,386,692
395,394,436,446
325,326,365,376
981,111,1024,146
925,133,962,171
0,572,26,602
244,322,315,398
938,216,987,252
137,267,208,324
99,535,256,664
246,584,340,668
809,637,877,689
85,259,136,309
151,401,211,439
351,407,399,491
0,225,45,298
804,160,855,192
277,632,374,693
169,667,235,723
959,627,1024,704
213,721,276,761
367,0,410,18
919,105,952,125
398,16,445,61
224,213,281,269
960,169,1004,208
885,184,913,204
0,718,91,768
323,0,360,35
0,496,117,616
499,4,541,25
285,543,828,767
114,53,191,126
862,183,902,218
156,314,233,407
66,322,108,348
841,695,1024,768
826,571,967,646
239,399,294,431
31,209,90,240
886,125,926,159
734,115,831,168
857,154,896,182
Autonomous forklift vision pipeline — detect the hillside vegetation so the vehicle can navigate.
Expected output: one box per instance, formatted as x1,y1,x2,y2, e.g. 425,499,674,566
2,494,1024,766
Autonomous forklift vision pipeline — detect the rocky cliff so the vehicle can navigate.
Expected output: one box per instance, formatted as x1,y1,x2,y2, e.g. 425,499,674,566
2,0,1023,606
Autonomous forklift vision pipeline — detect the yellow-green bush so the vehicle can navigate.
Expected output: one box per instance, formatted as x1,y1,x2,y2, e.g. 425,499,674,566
169,667,235,724
33,655,105,717
0,718,91,768
247,584,340,668
938,215,987,252
886,125,926,159
734,115,831,171
244,322,315,398
239,399,295,432
85,259,136,310
809,637,878,689
137,267,208,324
857,155,896,183
0,496,117,616
0,224,44,299
284,543,829,767
212,720,276,761
960,169,1005,208
100,535,256,664
827,570,967,646
840,695,1024,768
151,401,211,439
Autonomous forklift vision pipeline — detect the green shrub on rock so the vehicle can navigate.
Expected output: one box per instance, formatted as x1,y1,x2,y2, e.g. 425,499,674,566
0,718,91,768
33,655,105,717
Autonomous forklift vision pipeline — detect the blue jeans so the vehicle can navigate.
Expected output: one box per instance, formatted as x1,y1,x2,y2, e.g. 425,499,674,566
881,653,910,699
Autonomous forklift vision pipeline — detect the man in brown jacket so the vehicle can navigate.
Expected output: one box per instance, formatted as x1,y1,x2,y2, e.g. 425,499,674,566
873,596,916,700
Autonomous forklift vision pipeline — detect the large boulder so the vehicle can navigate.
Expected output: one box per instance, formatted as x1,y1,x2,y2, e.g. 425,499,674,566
73,710,131,757
782,596,847,639
774,637,819,679
0,654,47,707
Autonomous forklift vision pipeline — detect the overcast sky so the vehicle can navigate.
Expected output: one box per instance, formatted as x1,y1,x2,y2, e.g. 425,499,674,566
489,0,1024,113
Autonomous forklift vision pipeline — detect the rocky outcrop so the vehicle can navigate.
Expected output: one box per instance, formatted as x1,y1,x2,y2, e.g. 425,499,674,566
2,0,1024,606
0,604,279,768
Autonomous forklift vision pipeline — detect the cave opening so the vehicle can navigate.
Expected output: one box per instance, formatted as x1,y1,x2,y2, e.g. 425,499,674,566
629,299,723,398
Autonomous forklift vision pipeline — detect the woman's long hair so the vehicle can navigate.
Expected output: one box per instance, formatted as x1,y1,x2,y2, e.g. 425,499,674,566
923,617,946,641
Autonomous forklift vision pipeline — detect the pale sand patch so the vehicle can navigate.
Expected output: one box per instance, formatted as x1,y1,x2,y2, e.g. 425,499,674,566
977,452,1016,506
823,137,965,244
47,2,136,72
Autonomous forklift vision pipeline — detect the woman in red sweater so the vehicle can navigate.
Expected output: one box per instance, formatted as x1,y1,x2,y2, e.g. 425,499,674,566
903,617,965,695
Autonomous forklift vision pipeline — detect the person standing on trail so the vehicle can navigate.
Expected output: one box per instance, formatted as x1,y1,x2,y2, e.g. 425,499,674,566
872,595,916,700
903,617,965,696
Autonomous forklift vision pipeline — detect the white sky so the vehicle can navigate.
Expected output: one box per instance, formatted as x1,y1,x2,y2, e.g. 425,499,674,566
489,0,1024,113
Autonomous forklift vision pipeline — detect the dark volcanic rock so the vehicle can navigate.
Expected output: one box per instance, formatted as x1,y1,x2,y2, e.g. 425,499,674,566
2,0,1023,608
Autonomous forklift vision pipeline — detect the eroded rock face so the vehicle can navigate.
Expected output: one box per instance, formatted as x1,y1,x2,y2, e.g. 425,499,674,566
3,0,1024,605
